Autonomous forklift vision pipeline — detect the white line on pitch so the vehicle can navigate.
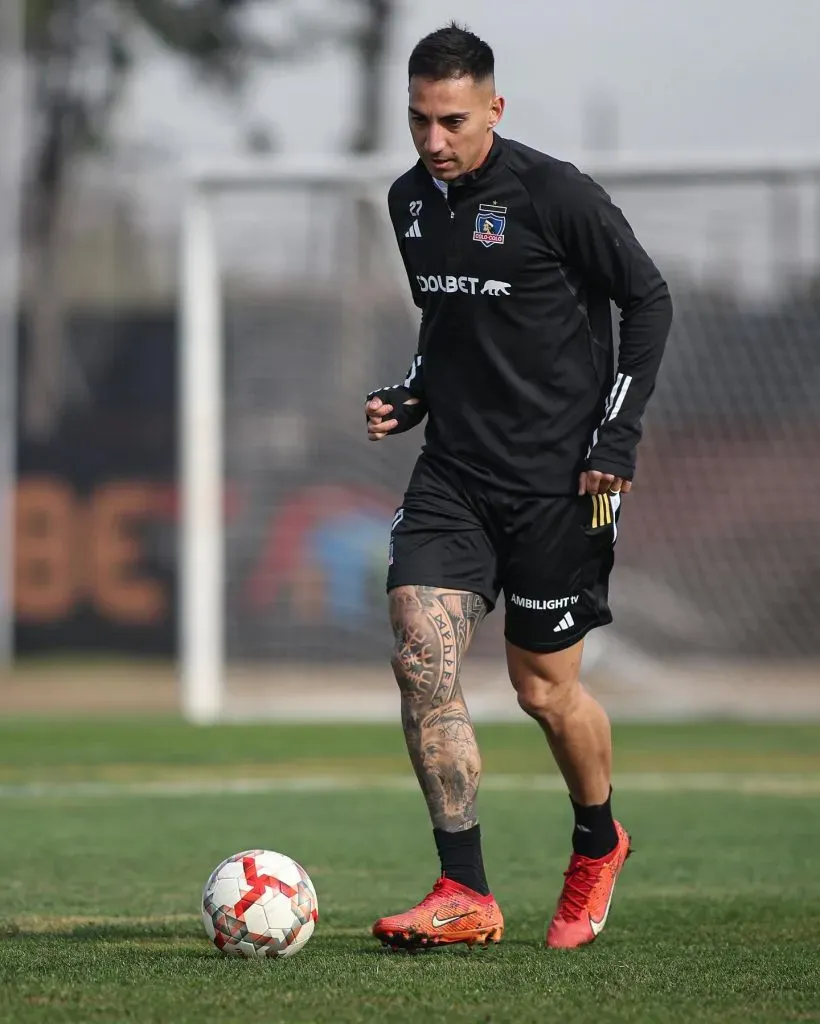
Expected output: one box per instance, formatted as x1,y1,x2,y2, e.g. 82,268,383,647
0,773,819,799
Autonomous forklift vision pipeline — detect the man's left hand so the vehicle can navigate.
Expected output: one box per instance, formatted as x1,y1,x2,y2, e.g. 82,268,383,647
578,471,632,496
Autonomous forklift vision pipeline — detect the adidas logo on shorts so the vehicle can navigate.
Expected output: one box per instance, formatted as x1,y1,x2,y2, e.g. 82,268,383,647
553,612,575,633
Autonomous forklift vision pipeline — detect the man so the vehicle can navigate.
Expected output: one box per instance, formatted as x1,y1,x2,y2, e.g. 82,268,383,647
365,23,673,951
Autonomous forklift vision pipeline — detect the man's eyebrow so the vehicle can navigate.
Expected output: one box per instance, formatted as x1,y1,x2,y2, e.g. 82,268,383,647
408,107,470,119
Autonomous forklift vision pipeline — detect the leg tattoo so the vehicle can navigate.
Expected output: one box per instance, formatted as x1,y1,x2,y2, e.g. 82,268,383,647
390,587,488,832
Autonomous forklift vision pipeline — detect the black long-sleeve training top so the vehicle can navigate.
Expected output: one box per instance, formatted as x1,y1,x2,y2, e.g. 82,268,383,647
386,132,674,495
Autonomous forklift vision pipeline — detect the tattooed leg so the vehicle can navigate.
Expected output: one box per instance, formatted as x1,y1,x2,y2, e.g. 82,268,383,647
389,586,488,832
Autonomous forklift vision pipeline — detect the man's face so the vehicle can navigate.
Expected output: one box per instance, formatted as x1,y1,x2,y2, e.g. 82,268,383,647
408,75,504,181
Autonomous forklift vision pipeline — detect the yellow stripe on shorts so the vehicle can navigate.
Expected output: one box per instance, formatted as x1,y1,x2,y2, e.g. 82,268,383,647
591,493,612,529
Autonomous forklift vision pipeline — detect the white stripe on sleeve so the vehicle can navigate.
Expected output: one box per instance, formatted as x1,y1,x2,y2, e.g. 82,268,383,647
607,374,633,422
403,356,422,388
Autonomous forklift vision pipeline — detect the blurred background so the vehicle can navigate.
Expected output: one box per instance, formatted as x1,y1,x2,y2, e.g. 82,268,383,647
1,0,819,721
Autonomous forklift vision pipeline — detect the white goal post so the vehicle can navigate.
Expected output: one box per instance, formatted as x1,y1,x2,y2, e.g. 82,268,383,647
0,0,25,667
178,151,820,724
179,155,412,723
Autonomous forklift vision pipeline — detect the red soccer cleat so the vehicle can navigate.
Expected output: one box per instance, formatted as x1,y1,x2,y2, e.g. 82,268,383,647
373,876,504,951
546,820,632,949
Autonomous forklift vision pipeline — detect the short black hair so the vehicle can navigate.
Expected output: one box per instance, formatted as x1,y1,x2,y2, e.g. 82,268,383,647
408,22,495,84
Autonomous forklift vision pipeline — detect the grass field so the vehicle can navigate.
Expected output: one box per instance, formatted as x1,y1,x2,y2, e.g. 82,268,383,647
1,719,819,1023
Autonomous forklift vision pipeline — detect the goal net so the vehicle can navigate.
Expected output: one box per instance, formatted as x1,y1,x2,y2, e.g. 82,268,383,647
179,154,820,722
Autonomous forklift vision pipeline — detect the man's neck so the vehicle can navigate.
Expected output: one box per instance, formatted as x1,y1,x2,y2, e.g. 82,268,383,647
465,131,496,177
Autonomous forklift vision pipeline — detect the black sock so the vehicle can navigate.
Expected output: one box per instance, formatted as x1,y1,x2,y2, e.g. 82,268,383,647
570,788,618,859
433,824,490,896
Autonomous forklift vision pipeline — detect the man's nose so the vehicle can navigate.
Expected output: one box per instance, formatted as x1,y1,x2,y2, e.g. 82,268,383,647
425,124,447,154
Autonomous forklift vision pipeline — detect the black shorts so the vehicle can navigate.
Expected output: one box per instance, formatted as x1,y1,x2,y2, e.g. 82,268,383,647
386,455,621,653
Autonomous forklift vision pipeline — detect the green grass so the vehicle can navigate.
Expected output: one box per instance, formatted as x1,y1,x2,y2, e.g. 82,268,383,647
0,720,819,1023
2,719,820,780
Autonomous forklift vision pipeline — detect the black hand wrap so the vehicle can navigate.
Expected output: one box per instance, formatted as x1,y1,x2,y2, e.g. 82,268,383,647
366,385,427,435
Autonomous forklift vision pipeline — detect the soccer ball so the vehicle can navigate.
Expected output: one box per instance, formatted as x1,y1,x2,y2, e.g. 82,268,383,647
201,849,318,958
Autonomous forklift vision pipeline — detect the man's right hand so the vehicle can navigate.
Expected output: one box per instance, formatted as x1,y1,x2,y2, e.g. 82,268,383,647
365,387,425,441
366,396,400,441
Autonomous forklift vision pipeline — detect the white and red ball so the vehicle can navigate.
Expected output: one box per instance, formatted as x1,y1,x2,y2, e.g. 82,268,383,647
202,849,318,958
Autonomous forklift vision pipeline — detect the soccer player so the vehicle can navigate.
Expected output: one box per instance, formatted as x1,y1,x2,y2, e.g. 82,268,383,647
365,23,673,950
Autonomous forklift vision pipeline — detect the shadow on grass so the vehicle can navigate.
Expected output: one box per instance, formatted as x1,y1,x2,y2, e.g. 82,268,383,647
0,921,202,943
0,922,538,957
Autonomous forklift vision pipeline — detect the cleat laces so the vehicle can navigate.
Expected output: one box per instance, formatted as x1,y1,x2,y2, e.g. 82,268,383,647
418,877,449,908
556,857,599,921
